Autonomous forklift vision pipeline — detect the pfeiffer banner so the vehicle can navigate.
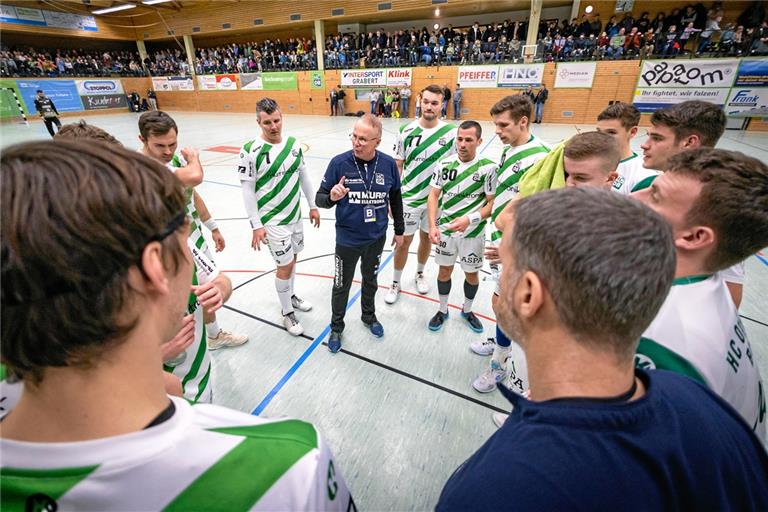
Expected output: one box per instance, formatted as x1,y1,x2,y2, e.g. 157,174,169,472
458,66,499,88
76,79,124,96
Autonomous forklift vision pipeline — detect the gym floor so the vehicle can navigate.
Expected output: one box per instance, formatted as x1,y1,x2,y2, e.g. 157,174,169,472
3,112,767,510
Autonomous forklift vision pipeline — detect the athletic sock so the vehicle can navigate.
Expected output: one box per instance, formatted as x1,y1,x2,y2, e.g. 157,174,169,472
416,263,425,274
437,279,451,314
290,265,297,295
496,325,511,348
463,280,479,313
275,277,294,315
206,319,221,338
491,344,512,371
393,269,403,285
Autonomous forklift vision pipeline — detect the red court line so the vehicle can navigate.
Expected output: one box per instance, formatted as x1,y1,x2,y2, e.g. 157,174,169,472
223,269,497,323
205,145,241,154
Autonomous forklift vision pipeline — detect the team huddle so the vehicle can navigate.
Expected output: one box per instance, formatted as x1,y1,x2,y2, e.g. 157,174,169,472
1,83,768,510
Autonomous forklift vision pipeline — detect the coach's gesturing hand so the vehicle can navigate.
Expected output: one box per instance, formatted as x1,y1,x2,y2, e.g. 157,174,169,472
330,175,350,201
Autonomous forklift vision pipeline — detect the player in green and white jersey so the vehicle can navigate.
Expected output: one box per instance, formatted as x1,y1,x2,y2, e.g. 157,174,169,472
632,148,768,440
237,98,320,337
597,102,659,195
471,96,549,395
427,121,495,333
139,111,248,352
386,84,458,303
0,141,353,512
639,101,748,309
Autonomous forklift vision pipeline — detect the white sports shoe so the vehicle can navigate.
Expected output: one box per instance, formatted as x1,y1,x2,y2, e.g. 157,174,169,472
384,283,401,304
472,362,505,393
207,330,249,350
492,412,509,428
291,295,313,312
283,312,304,336
415,272,430,294
470,337,496,356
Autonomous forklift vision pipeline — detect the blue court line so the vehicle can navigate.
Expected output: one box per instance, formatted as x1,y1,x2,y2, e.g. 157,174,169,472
479,134,497,155
756,253,768,267
251,250,396,416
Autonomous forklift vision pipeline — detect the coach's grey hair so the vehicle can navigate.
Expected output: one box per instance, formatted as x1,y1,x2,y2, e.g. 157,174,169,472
355,113,382,138
508,187,675,359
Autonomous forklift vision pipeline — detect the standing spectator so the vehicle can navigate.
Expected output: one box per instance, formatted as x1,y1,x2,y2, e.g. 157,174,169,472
415,91,422,118
534,84,548,123
330,87,338,116
33,89,61,137
314,115,405,353
522,85,535,103
442,83,452,119
147,89,158,111
679,22,701,52
336,85,346,116
400,86,411,118
369,89,379,114
697,15,722,54
452,83,463,120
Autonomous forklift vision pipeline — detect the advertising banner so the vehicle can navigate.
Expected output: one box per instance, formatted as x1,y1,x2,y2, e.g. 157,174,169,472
457,65,499,88
638,58,738,88
151,77,169,91
197,75,217,91
341,69,387,87
215,74,238,90
0,5,96,31
75,79,124,96
386,68,412,87
168,76,194,91
262,72,298,90
724,87,768,117
310,71,325,89
554,62,596,88
16,80,83,112
240,73,263,90
632,87,730,112
498,63,545,87
0,79,28,117
81,94,128,110
734,58,768,87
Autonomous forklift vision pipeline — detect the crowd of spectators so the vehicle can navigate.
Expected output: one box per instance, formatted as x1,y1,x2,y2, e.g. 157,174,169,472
1,1,765,78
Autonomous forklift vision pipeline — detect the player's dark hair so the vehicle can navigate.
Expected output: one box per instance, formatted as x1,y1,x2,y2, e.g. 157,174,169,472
1,141,188,384
459,120,482,139
138,110,178,139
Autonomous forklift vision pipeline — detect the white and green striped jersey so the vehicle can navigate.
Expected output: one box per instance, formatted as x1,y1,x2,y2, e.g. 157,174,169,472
167,153,211,258
395,120,457,208
164,256,213,404
237,136,306,226
431,154,496,239
0,364,22,420
490,135,550,242
611,152,658,195
637,274,766,440
0,397,354,511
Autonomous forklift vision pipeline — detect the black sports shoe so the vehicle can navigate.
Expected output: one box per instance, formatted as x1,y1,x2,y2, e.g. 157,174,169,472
461,311,484,333
428,311,449,332
328,331,342,353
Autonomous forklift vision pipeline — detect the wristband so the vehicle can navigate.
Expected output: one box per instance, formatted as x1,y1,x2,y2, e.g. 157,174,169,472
468,212,482,226
203,218,219,231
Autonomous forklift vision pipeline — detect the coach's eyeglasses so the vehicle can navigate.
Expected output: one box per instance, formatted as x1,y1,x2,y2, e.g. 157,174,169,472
349,133,380,144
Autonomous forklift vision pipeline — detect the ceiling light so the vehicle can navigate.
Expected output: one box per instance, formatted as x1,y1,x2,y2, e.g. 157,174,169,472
92,3,137,14
435,8,440,16
142,0,173,4
433,23,439,30
585,5,593,13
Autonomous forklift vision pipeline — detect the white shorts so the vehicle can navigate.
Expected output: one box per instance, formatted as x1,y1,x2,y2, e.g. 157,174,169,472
265,222,304,267
434,233,485,272
403,204,430,236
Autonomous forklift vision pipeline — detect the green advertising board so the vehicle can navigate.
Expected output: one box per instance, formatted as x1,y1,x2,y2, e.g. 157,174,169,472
0,79,28,118
262,72,298,91
310,71,324,89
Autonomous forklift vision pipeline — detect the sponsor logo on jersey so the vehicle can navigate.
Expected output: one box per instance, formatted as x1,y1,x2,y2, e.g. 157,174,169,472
612,176,626,190
461,252,482,265
348,190,388,204
375,173,385,185
634,353,656,370
438,137,447,146
291,148,300,157
472,173,482,182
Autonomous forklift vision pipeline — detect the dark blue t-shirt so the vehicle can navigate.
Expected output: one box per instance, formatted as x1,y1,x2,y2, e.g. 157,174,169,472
437,369,768,511
320,149,401,247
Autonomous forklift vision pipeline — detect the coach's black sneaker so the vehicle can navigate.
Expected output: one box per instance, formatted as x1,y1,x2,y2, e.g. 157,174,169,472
428,311,449,332
461,311,484,333
328,331,342,353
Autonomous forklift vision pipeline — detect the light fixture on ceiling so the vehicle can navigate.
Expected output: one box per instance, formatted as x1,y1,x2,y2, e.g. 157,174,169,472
585,5,594,13
92,3,137,14
143,0,173,4
433,23,439,30
434,8,440,16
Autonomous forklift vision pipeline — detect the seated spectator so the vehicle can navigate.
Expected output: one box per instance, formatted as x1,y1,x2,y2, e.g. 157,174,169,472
606,28,626,59
436,187,768,511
